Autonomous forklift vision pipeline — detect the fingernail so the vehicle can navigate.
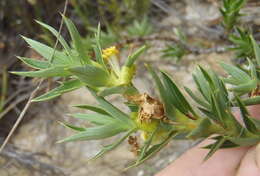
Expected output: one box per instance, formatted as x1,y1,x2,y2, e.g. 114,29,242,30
256,143,260,168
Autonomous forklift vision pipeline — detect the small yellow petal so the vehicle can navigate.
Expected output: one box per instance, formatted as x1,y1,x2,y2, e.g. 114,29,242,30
102,46,119,60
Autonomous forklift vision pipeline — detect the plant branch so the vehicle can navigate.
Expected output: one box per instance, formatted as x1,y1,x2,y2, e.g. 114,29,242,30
117,35,236,54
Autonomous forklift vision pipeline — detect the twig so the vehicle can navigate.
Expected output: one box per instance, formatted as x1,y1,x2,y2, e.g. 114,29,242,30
0,0,69,153
0,80,51,119
151,0,172,14
3,86,34,106
0,93,31,119
117,35,235,54
0,82,42,152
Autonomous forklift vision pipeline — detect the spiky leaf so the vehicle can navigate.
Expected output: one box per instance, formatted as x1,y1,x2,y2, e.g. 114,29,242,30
33,79,84,102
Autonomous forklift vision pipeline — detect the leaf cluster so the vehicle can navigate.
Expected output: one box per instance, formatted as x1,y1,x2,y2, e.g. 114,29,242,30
162,28,187,62
12,16,147,102
220,0,246,31
126,17,153,37
229,27,254,58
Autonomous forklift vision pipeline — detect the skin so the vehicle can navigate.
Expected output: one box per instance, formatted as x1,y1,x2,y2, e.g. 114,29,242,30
156,105,260,176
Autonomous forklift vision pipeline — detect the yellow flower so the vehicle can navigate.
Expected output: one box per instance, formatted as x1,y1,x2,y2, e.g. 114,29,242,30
102,46,119,60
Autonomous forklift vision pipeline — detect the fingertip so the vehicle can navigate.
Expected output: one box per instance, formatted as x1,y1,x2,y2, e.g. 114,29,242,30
247,105,260,120
236,145,260,176
256,143,260,169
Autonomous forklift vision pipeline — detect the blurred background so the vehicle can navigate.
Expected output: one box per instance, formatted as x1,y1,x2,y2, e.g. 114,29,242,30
0,0,259,175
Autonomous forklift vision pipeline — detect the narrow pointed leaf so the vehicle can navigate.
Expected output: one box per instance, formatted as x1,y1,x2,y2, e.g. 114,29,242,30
228,136,260,146
199,107,218,122
251,119,260,130
71,113,116,125
93,24,107,70
11,66,71,78
89,88,135,128
17,56,49,69
187,118,212,138
203,140,238,149
146,65,176,120
220,62,251,84
125,45,147,67
68,65,110,87
193,68,211,102
251,35,260,66
184,87,210,109
73,104,109,115
36,20,72,58
62,15,90,64
58,122,126,143
59,121,86,131
33,79,84,102
90,128,136,160
98,85,137,97
235,96,258,133
161,71,197,118
126,132,175,169
204,137,226,161
138,127,159,162
229,79,257,94
210,95,224,125
22,36,69,64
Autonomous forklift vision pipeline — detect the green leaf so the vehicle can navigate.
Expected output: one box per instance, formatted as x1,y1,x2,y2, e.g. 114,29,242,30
184,87,210,109
210,94,224,125
187,118,212,139
58,122,126,143
199,107,218,122
33,79,84,102
137,127,159,162
22,36,69,65
247,58,257,79
229,79,257,94
204,137,226,161
93,24,107,70
127,17,153,37
90,128,136,160
98,85,137,97
220,62,251,84
125,45,147,67
126,131,175,169
71,113,116,125
62,15,90,64
161,71,197,118
124,102,139,112
146,65,176,120
162,44,186,62
193,68,211,102
59,121,86,131
89,88,135,128
36,20,72,59
251,119,260,130
98,86,126,97
203,139,238,149
68,65,110,87
235,96,260,106
73,104,109,115
222,77,240,85
251,35,260,66
11,66,71,78
235,96,258,133
228,136,260,146
17,56,49,69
